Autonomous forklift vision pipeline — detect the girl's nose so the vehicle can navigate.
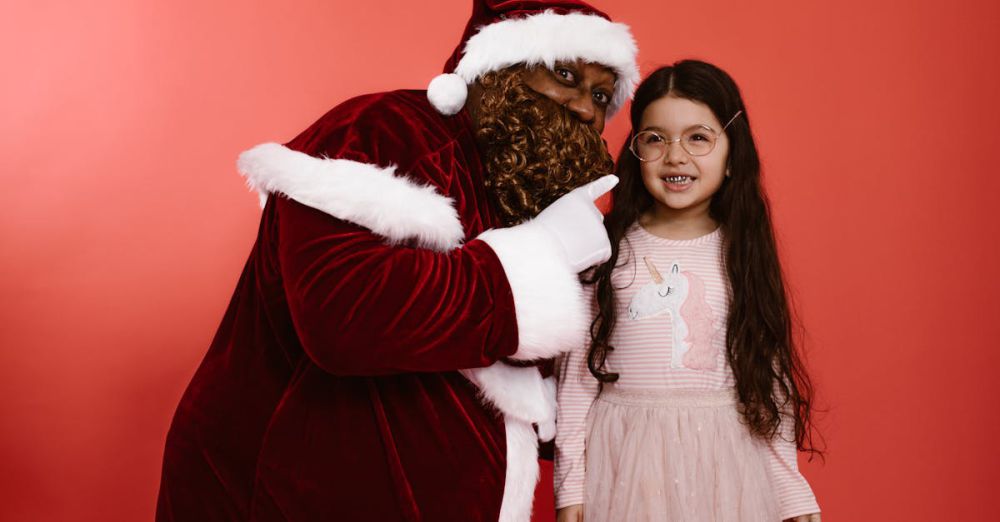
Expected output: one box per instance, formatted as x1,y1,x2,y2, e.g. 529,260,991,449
663,140,688,165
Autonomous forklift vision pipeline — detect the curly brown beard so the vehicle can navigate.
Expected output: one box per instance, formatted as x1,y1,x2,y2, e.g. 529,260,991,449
474,66,615,227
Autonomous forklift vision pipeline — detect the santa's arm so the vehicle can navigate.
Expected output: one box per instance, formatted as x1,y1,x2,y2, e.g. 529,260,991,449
273,192,585,376
238,93,609,376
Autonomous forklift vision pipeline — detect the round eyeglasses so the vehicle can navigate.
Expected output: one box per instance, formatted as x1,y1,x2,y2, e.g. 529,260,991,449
629,110,743,162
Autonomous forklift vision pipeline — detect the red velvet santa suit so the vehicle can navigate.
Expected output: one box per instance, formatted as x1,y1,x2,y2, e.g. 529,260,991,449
157,89,588,521
156,2,639,521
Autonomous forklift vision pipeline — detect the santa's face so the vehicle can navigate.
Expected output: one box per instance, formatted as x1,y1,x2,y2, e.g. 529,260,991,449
520,59,616,133
472,65,615,226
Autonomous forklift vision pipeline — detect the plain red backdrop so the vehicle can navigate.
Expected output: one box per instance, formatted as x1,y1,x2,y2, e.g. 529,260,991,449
2,0,998,520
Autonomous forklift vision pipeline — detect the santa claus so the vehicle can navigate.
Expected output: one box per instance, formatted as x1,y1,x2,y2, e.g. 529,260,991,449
157,1,638,520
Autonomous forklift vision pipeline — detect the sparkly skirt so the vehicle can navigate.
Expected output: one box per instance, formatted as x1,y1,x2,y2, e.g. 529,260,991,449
584,387,781,521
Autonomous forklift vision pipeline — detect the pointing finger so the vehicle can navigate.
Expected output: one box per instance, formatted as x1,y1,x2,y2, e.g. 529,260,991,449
583,174,619,201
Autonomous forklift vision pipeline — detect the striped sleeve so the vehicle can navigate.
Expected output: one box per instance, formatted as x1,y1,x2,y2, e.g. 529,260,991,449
553,287,600,509
766,415,820,519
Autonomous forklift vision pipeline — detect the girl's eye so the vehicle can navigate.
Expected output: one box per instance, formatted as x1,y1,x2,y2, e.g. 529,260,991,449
687,132,711,142
642,132,664,144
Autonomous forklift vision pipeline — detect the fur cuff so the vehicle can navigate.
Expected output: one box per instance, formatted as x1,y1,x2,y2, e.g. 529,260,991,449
477,224,587,361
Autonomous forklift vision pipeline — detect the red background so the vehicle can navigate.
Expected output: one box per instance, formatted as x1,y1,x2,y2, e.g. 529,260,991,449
2,0,998,520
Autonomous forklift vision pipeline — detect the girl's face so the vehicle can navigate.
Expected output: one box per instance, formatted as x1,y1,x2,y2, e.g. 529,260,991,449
637,95,729,220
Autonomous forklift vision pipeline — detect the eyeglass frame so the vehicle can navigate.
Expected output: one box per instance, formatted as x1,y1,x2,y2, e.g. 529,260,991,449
628,110,744,162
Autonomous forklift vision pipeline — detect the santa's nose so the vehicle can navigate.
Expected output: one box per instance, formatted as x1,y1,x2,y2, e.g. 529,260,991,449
565,95,597,127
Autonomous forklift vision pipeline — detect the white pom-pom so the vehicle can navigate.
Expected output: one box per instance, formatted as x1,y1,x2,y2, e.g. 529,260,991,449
426,73,468,115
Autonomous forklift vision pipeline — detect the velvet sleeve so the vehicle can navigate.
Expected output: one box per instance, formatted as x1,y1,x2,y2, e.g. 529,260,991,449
275,196,518,376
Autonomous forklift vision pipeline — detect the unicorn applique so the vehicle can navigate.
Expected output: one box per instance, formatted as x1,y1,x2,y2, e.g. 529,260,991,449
627,257,720,370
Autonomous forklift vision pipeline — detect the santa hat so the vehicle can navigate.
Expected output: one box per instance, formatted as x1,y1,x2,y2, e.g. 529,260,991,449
427,0,640,117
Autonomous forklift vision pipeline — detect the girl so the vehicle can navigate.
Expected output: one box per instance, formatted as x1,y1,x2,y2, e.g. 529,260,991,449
554,60,821,521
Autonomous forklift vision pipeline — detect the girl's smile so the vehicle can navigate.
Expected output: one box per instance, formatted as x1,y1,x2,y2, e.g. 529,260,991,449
660,172,697,191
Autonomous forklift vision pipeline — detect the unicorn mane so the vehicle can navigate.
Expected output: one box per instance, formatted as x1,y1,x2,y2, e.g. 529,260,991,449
679,270,718,369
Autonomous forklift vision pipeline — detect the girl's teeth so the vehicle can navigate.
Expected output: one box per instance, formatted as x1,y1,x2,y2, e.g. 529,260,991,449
666,176,691,183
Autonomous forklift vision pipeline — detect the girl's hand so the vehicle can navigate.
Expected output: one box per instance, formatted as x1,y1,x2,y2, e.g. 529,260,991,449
785,514,821,522
556,504,584,522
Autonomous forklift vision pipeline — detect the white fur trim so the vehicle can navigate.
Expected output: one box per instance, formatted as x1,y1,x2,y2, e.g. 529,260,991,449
453,10,639,115
237,142,464,252
461,363,556,521
427,73,468,115
537,376,557,442
477,223,587,361
500,418,541,522
461,364,559,520
461,363,557,439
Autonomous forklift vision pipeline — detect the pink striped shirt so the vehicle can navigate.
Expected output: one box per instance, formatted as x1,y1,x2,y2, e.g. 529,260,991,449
554,223,820,519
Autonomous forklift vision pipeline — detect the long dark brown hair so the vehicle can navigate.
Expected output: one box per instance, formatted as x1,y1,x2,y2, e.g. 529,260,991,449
585,60,819,453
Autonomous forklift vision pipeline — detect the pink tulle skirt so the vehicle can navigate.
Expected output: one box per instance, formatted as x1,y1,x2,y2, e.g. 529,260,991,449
584,387,781,521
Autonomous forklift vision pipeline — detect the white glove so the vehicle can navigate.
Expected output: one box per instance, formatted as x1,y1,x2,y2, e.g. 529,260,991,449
532,175,618,272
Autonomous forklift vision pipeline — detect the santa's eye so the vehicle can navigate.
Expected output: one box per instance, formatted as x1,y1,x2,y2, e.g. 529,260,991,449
554,67,576,83
593,90,610,106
